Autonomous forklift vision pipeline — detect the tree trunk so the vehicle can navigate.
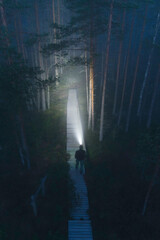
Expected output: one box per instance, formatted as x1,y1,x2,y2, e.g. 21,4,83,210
57,0,63,75
88,62,92,129
125,6,148,132
35,0,46,111
90,46,94,131
113,8,126,115
0,0,11,63
137,11,160,116
0,0,7,28
99,0,114,141
17,13,26,61
47,86,50,109
44,58,51,109
100,47,104,91
85,51,89,114
88,47,94,131
88,18,94,131
52,0,59,80
117,12,135,127
147,66,160,128
14,15,21,53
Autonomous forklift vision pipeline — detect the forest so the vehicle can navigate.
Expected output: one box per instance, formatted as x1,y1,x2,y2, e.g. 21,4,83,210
0,0,160,239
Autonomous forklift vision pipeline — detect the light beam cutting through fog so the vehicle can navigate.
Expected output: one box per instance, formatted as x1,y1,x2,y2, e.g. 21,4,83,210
67,92,93,239
67,89,84,151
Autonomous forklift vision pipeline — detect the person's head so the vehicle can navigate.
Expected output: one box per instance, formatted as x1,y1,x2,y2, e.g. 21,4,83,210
79,145,83,150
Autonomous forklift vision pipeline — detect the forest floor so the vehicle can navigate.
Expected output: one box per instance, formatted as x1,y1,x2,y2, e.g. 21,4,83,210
85,131,160,240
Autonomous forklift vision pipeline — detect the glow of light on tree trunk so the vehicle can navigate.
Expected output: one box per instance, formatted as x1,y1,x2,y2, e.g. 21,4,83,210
85,51,89,114
88,69,92,129
90,62,94,131
67,89,84,146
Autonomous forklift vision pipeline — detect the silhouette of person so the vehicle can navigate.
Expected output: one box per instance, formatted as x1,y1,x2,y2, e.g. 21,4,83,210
75,145,86,174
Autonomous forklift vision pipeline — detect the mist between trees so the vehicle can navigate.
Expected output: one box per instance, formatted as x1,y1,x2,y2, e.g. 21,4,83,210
0,0,160,239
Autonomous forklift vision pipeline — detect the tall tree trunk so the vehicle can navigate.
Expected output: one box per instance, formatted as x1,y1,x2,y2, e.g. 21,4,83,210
99,0,114,141
17,13,26,61
57,0,63,74
14,15,21,53
125,6,148,132
88,47,94,130
0,0,11,63
88,14,94,131
35,0,46,111
57,0,60,24
112,8,126,115
33,44,41,110
14,0,27,60
47,85,50,109
88,61,92,129
47,0,54,80
52,0,59,80
41,86,46,111
100,47,104,91
85,51,89,114
147,66,160,128
137,11,160,116
44,58,51,109
117,12,135,126
90,40,94,131
0,0,7,28
52,0,56,24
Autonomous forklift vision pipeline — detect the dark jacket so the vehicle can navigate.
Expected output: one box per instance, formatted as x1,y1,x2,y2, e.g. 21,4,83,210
75,149,86,161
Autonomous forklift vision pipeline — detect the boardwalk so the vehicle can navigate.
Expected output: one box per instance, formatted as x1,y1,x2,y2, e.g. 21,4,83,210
67,89,93,240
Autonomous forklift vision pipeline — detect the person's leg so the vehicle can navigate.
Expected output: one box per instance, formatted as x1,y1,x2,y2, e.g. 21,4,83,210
80,160,84,174
76,159,79,169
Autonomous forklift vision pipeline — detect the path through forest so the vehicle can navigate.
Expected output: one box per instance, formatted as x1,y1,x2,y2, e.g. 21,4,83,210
67,89,93,239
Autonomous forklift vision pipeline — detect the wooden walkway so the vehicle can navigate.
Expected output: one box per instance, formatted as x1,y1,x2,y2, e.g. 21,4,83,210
67,89,93,240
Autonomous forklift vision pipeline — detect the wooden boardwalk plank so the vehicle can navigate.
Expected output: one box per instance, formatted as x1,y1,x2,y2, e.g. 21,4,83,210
67,89,93,240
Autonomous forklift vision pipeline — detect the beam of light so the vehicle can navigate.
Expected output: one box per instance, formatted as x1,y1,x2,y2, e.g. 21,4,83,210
75,113,83,145
67,89,84,149
76,131,83,145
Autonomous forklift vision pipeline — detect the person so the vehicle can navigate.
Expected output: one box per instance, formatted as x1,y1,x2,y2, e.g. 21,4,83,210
75,145,86,174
